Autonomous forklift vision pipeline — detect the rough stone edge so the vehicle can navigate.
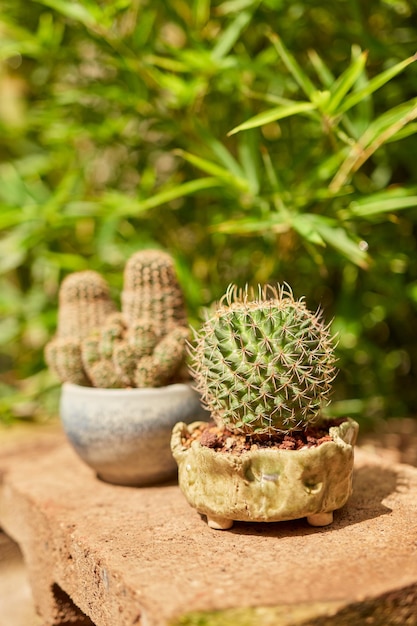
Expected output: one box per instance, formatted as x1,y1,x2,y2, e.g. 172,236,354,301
170,582,417,626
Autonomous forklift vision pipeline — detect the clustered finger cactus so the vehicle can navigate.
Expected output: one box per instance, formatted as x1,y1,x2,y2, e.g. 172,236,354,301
45,250,190,389
122,248,188,333
44,271,117,386
189,283,337,435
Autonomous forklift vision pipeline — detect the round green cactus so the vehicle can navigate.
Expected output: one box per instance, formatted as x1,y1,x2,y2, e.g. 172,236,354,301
189,284,337,435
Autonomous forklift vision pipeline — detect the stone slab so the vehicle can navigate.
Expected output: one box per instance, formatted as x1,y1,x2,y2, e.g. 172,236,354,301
0,428,416,626
0,532,42,626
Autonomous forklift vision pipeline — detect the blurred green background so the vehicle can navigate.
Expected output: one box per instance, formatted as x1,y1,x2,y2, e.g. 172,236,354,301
1,0,416,430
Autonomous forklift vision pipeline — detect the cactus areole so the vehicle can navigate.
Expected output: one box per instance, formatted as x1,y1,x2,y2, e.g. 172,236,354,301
189,284,337,435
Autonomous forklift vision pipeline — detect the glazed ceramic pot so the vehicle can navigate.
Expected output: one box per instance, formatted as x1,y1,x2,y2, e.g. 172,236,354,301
171,418,359,529
60,382,208,486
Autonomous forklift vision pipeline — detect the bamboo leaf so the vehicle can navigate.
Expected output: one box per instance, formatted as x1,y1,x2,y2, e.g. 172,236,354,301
211,10,253,60
309,48,369,138
42,251,89,271
291,215,326,246
348,189,417,217
314,219,369,268
175,150,249,191
193,0,210,26
261,147,284,193
292,214,369,267
175,150,235,179
269,33,317,99
143,54,189,73
213,217,290,234
359,98,417,148
305,149,349,186
338,53,417,115
63,202,104,218
307,49,334,88
0,208,34,230
32,0,100,26
217,0,259,15
228,102,316,135
326,51,368,114
385,122,417,143
105,178,223,217
0,230,28,273
238,132,261,195
330,99,417,192
195,129,245,180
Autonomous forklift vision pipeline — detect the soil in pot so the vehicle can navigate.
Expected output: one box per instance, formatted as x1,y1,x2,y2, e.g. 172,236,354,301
180,418,349,454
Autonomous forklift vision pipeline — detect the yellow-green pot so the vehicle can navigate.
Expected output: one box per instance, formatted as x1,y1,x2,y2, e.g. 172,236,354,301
171,418,359,530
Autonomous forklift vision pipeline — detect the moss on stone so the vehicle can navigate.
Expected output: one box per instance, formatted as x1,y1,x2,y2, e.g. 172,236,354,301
171,585,417,626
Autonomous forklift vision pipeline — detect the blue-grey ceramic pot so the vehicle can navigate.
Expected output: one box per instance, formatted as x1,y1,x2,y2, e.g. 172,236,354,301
60,382,207,486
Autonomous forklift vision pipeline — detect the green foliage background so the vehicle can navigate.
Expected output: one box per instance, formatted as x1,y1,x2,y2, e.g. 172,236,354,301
1,0,417,428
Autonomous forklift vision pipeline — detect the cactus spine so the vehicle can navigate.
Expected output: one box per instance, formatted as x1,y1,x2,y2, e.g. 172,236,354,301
189,284,337,435
45,250,190,389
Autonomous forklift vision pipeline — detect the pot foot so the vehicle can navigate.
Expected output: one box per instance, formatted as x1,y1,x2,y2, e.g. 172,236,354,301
206,515,234,530
307,512,333,527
